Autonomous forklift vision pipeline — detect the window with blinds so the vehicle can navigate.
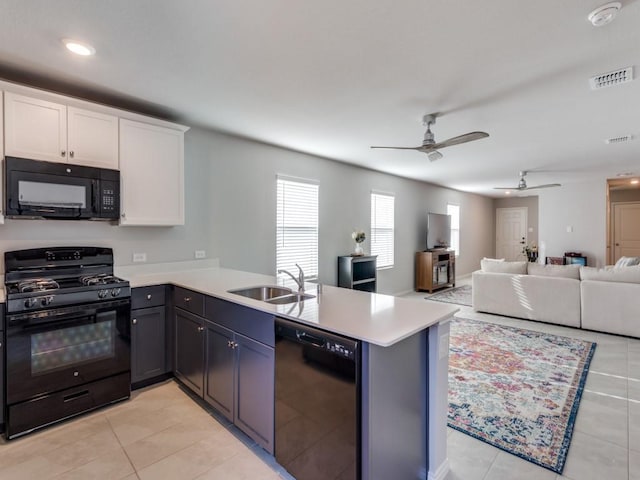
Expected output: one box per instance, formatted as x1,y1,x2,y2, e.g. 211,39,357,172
276,177,319,279
371,192,395,268
447,203,460,256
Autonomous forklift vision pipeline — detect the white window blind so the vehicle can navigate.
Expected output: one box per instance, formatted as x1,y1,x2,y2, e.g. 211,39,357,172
276,177,319,279
371,192,395,268
447,203,460,256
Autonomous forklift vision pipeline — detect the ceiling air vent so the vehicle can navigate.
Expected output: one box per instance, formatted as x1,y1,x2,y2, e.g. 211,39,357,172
606,134,634,144
589,66,633,89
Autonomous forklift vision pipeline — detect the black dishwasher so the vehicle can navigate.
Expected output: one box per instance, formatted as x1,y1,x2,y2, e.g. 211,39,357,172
275,318,360,480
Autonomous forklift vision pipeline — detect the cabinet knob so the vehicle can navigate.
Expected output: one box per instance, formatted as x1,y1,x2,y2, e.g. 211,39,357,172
69,150,74,158
197,326,204,332
132,318,137,325
184,297,191,302
233,342,239,349
61,150,66,157
121,213,126,218
227,340,233,348
147,294,152,300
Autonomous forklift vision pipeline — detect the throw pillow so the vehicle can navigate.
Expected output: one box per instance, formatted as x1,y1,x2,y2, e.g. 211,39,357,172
580,265,640,283
528,263,581,280
614,256,640,267
480,258,505,271
481,260,528,274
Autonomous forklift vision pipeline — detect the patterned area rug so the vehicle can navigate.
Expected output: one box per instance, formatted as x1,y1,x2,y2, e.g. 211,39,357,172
448,318,596,474
426,285,472,306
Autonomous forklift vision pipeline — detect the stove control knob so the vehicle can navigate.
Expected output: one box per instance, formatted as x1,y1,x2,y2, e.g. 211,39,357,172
40,296,54,307
24,298,37,309
98,289,108,299
111,288,121,297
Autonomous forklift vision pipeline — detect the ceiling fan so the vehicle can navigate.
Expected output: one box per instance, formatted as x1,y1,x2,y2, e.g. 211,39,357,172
494,171,561,191
370,114,489,162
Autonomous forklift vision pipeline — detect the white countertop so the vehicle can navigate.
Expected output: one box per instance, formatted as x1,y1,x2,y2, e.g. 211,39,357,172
115,263,457,347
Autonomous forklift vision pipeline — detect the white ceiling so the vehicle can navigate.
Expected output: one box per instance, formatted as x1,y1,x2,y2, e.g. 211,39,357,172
1,0,639,196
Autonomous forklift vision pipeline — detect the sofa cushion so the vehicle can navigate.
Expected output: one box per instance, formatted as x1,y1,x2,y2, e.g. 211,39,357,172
481,260,527,274
528,263,581,280
580,265,640,283
614,256,640,267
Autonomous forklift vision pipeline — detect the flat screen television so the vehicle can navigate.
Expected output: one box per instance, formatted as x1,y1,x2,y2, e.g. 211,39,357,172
426,212,451,250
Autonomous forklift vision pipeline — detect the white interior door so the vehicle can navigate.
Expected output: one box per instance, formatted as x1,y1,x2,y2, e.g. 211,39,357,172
496,207,528,261
613,202,640,261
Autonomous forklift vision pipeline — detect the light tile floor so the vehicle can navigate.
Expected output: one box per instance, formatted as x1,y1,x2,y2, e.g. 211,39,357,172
413,277,640,480
1,280,637,480
0,380,292,480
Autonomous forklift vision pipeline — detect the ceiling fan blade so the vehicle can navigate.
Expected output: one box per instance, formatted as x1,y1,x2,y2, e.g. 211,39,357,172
370,145,423,150
493,187,520,190
433,131,489,149
522,183,562,190
427,150,443,162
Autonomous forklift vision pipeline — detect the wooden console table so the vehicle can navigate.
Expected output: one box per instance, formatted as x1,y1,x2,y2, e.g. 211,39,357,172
415,250,455,293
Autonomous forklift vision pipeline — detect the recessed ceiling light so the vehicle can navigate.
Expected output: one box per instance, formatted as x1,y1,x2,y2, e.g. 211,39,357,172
62,38,95,56
505,191,511,195
631,179,640,185
588,2,621,27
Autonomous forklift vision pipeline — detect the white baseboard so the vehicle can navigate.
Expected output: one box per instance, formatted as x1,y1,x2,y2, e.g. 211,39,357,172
457,272,472,281
428,458,450,480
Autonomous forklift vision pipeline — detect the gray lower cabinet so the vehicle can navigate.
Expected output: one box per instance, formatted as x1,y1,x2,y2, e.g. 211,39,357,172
175,308,205,396
131,306,166,384
204,318,275,454
1,307,4,426
203,296,275,454
204,321,234,419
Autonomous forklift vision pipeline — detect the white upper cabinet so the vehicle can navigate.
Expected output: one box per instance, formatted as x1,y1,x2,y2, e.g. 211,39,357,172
4,92,119,169
4,92,67,163
119,119,185,226
67,106,119,169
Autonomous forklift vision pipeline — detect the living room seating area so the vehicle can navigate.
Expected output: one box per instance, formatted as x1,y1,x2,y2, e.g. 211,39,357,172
472,258,640,337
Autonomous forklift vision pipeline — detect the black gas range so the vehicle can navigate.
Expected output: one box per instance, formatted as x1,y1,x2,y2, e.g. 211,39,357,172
3,247,132,439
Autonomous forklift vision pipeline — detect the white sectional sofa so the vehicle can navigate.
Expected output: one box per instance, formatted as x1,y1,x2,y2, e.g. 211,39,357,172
472,259,640,338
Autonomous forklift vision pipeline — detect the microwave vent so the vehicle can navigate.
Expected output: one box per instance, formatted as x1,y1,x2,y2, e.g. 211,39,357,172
606,134,634,144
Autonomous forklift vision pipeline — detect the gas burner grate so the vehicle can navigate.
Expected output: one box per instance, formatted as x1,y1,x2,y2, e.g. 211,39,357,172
18,279,60,293
80,274,120,286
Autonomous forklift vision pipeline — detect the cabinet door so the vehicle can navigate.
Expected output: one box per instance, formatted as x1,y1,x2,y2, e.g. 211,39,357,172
204,321,235,421
131,306,167,384
175,309,204,396
119,119,185,226
1,91,4,224
0,329,4,425
4,92,67,163
67,106,119,169
235,333,275,454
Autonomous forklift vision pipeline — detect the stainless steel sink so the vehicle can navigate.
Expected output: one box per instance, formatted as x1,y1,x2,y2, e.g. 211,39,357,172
227,285,292,301
227,285,315,304
265,293,315,305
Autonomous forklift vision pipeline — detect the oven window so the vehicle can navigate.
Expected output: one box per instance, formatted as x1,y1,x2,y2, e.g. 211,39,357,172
19,180,86,208
31,319,115,375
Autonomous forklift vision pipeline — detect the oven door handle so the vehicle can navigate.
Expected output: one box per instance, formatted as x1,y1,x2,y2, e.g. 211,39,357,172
7,298,130,329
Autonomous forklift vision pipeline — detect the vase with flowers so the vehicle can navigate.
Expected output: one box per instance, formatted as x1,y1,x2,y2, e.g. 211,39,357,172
352,230,366,256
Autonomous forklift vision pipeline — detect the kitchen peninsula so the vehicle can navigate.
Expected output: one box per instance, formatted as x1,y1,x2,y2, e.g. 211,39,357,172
117,261,456,480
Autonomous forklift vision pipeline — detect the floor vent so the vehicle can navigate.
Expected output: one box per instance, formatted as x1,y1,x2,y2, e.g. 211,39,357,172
606,134,634,144
590,66,633,89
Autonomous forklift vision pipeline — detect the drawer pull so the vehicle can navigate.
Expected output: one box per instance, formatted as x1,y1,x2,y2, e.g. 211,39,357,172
147,294,152,300
64,390,89,403
132,318,138,325
184,297,191,302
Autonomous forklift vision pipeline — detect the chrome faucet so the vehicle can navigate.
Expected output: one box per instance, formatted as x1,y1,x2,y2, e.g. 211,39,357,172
278,263,305,292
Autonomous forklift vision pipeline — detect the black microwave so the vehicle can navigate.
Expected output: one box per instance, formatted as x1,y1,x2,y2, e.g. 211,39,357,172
4,156,120,220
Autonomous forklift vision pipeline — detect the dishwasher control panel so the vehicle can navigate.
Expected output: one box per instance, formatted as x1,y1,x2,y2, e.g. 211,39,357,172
324,340,356,360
